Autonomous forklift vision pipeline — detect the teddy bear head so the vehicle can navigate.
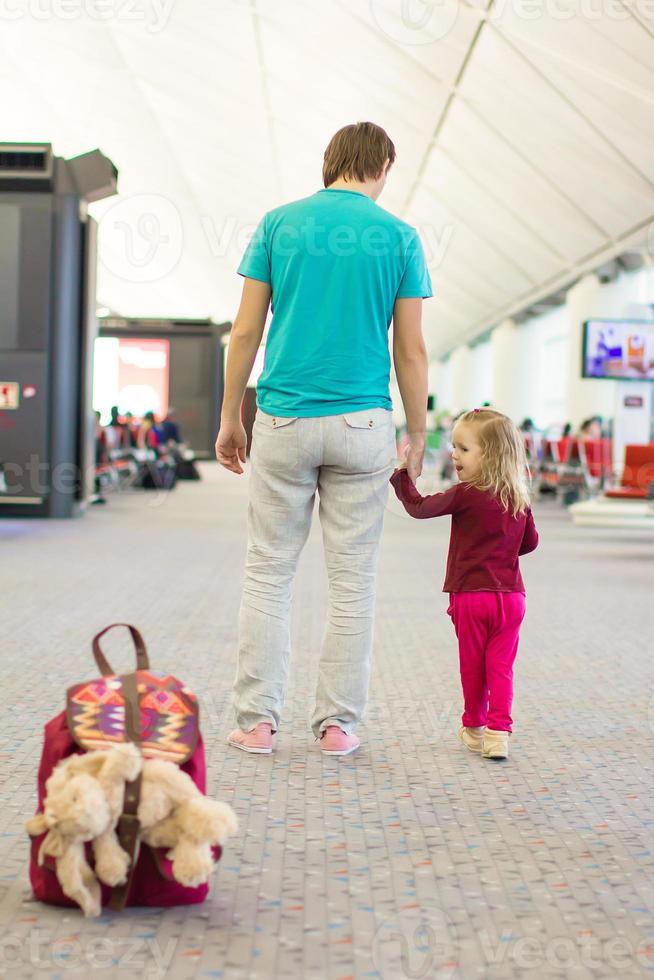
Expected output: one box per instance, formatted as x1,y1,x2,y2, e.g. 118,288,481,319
42,772,112,842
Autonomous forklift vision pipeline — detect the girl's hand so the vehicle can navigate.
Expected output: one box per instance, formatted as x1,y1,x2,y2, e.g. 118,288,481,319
396,447,409,471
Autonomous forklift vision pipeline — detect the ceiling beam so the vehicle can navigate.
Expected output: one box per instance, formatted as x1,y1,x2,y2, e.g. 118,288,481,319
485,17,654,193
250,0,283,199
433,212,654,357
402,0,494,216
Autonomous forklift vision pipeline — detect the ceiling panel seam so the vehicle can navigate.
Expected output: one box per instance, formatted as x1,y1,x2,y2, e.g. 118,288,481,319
402,0,494,216
486,20,654,193
431,264,511,308
441,211,654,353
333,0,458,92
433,146,569,263
250,0,283,199
620,0,654,40
496,21,654,99
100,20,218,309
421,182,539,286
459,96,612,238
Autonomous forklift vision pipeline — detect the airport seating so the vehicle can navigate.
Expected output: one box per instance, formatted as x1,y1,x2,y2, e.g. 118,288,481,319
605,444,654,499
539,438,575,491
578,438,613,490
540,437,617,499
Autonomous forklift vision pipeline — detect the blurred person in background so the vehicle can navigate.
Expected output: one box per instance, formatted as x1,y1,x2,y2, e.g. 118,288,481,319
158,407,182,446
137,411,160,450
579,417,602,441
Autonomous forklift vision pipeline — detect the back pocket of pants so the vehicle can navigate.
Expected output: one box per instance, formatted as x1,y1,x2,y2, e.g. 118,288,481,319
253,411,299,468
343,410,394,472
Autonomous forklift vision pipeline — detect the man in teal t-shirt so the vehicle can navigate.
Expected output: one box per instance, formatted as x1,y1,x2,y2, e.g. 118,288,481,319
216,121,432,757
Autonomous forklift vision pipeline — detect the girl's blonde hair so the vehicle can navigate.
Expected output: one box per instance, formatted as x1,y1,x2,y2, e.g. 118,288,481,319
455,409,531,516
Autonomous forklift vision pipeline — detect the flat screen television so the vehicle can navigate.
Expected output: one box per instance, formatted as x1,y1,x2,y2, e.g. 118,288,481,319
582,318,654,381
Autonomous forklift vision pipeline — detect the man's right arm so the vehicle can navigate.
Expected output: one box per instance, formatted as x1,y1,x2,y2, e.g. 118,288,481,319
392,296,428,482
215,277,270,474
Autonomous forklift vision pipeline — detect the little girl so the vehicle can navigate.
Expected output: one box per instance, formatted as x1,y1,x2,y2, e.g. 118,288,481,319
390,409,538,760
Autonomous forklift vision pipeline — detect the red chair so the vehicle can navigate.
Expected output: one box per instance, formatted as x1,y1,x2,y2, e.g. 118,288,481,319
605,444,654,499
556,437,575,465
578,438,613,489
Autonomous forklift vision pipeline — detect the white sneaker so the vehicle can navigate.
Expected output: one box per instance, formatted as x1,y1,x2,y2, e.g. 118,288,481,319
482,729,509,760
458,726,485,753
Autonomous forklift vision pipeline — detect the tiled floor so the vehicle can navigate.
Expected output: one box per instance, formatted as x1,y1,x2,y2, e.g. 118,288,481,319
1,464,653,979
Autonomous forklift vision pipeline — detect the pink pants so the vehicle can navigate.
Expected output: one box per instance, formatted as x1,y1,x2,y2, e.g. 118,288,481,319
447,592,526,733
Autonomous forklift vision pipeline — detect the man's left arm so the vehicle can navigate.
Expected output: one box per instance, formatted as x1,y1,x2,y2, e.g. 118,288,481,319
215,277,271,474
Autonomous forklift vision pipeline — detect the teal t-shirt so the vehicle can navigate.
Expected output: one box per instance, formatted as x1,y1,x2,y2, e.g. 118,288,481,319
237,188,433,417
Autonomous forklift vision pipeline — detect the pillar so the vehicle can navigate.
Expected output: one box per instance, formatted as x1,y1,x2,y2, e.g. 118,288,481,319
449,345,473,414
490,319,530,421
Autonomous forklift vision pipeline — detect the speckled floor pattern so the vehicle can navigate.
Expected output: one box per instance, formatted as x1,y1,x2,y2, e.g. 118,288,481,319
1,463,653,979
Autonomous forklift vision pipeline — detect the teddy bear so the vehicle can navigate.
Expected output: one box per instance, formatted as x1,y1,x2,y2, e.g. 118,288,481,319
25,742,143,917
26,744,238,916
138,758,239,888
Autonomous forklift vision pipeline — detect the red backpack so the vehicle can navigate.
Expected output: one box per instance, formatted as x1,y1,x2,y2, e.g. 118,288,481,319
28,623,220,911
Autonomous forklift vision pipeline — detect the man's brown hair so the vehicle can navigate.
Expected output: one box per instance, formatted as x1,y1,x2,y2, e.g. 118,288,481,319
322,122,396,187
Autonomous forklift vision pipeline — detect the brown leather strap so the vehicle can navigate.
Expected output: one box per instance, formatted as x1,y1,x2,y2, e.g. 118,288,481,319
92,624,149,677
107,671,143,912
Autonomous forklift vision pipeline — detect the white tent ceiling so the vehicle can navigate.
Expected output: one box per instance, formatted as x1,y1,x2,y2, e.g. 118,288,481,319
2,0,654,358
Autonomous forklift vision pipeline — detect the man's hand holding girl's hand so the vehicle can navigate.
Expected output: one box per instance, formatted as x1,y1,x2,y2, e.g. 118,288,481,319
403,432,425,483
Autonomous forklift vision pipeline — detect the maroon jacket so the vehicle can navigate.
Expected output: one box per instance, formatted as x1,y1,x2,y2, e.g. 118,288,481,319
390,468,539,593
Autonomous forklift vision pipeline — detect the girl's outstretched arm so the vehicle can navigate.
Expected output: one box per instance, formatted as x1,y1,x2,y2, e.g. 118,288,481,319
390,469,460,519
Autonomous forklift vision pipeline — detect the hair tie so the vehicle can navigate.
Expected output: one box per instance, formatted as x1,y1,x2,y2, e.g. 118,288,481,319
473,408,480,413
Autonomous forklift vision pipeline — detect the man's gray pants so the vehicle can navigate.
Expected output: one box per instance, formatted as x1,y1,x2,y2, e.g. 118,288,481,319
233,407,396,738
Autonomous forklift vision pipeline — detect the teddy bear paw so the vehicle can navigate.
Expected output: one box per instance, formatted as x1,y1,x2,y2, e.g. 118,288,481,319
95,848,130,887
171,853,213,888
